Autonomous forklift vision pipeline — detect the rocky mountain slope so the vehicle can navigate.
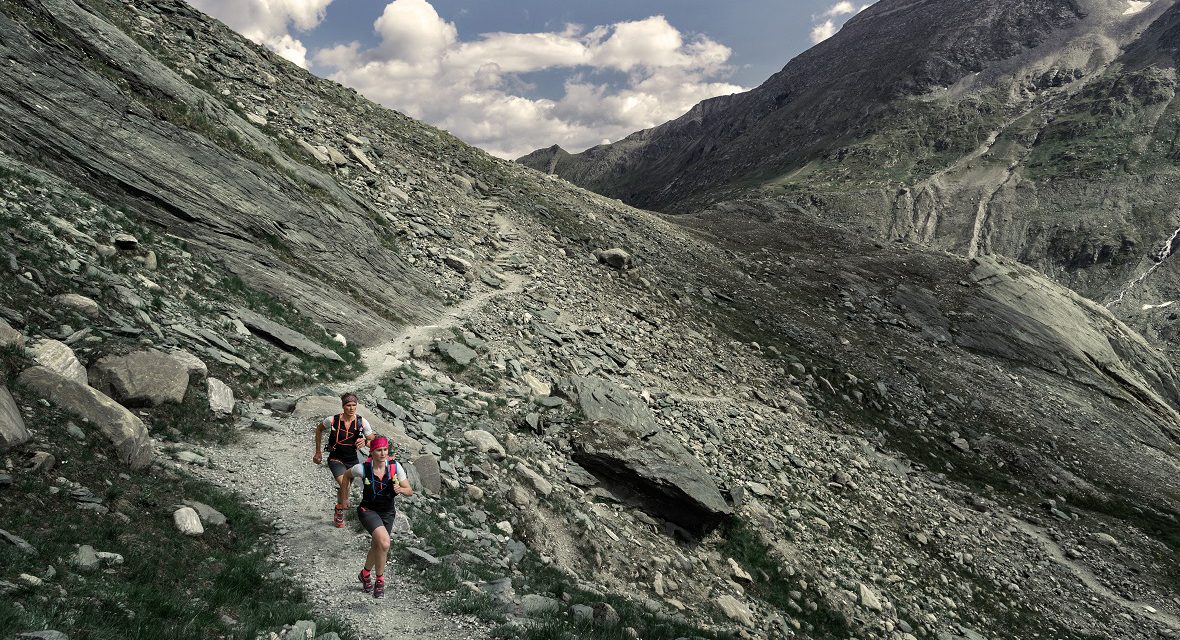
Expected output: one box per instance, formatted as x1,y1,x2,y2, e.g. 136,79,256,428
518,0,1180,351
0,1,1178,639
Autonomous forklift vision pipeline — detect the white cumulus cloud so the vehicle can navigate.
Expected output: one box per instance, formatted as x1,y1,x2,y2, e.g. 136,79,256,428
186,0,333,67
810,0,875,43
310,2,746,158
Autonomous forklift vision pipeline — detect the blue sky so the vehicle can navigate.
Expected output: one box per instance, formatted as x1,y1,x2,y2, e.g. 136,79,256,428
187,0,872,157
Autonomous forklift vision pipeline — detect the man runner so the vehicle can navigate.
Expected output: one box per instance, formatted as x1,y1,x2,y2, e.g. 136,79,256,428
312,392,374,527
340,435,412,598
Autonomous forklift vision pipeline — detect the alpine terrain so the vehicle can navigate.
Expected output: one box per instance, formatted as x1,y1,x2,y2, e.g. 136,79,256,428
0,1,1177,640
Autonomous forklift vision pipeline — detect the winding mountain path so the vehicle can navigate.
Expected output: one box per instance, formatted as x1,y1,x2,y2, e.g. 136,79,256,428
192,214,528,640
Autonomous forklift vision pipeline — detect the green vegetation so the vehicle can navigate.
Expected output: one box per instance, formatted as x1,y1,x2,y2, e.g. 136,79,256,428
0,398,352,640
720,520,852,639
146,383,236,445
1026,68,1179,180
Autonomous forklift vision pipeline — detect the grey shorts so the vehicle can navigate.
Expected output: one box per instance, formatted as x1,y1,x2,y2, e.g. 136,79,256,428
357,506,395,535
327,459,350,479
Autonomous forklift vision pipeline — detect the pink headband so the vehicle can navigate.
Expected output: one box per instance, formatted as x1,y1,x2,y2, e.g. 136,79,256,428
370,436,389,450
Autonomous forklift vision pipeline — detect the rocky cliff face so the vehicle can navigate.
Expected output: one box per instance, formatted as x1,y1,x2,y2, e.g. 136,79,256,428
1,1,1179,639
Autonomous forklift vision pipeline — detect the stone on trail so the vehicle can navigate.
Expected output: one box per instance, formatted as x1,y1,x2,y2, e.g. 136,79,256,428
29,339,87,386
18,366,152,469
89,349,190,407
0,385,30,450
173,507,204,535
207,377,235,415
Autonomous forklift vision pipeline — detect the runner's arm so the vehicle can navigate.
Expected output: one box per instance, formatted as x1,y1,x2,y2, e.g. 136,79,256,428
312,423,325,464
394,462,413,496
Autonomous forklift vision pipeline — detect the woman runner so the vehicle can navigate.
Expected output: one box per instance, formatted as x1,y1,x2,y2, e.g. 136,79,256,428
312,392,375,527
340,435,412,598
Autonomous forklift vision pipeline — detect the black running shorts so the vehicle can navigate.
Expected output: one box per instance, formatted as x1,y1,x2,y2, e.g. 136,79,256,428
327,459,350,479
357,506,395,535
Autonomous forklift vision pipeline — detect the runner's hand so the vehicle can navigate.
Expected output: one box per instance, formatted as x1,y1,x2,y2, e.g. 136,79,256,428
313,452,322,464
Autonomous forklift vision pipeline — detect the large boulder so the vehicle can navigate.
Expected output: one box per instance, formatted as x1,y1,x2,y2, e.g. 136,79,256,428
293,395,421,455
18,366,151,468
89,349,190,407
29,339,87,386
554,376,732,534
0,385,30,450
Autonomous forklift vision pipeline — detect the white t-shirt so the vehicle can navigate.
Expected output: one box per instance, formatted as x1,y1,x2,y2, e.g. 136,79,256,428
349,460,407,483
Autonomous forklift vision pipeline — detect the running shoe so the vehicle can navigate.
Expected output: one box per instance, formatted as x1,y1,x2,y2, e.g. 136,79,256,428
373,575,385,599
333,504,345,528
359,569,372,593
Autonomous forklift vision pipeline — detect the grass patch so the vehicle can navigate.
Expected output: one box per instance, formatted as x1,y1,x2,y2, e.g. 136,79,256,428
0,400,353,640
145,384,236,445
720,519,853,639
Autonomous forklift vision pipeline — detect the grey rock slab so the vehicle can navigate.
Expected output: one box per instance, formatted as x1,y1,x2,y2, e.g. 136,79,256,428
53,293,100,318
236,309,343,362
406,547,441,565
297,139,331,164
444,255,472,273
89,349,190,407
184,500,227,526
438,341,477,365
715,594,754,627
29,339,87,386
412,454,442,495
858,582,884,612
207,377,235,415
16,632,69,640
0,385,30,450
463,429,505,457
515,463,553,496
18,366,151,469
555,376,732,533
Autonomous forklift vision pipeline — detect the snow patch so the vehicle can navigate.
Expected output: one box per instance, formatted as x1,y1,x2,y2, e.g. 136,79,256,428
1124,1,1151,16
1141,301,1175,310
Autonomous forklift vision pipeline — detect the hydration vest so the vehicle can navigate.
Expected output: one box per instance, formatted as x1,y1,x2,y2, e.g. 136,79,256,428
326,413,363,462
360,460,400,513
